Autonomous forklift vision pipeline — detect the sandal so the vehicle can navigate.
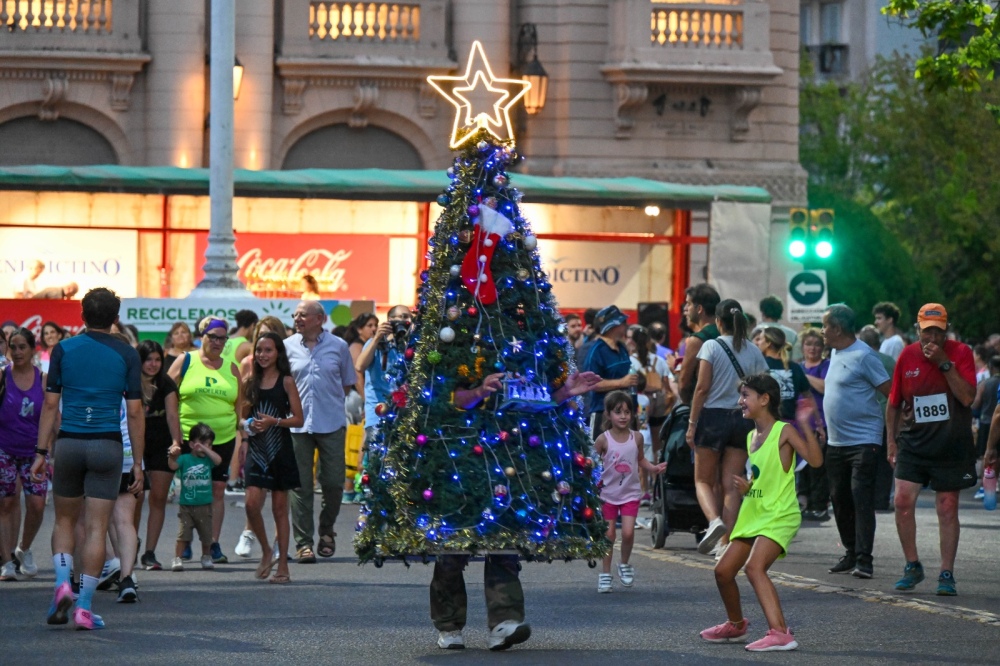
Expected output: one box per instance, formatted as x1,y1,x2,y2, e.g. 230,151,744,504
269,573,291,584
255,557,275,580
296,547,316,564
317,534,336,558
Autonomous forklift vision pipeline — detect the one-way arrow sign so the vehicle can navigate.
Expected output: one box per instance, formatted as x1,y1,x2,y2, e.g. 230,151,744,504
795,282,823,297
787,270,828,323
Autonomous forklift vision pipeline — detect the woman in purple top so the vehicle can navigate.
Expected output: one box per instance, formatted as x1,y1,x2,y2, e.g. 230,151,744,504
0,327,48,580
799,328,831,521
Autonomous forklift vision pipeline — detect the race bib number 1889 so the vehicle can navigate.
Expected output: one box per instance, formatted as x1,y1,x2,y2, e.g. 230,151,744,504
913,393,949,424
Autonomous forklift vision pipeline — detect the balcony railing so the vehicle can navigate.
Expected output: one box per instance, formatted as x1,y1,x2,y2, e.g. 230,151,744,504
1,0,143,53
3,0,111,33
605,0,779,86
281,0,449,62
310,2,421,44
651,4,743,49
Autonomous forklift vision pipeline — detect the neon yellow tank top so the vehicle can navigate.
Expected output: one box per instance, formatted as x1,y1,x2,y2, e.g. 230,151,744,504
178,352,239,443
730,421,801,556
222,335,247,366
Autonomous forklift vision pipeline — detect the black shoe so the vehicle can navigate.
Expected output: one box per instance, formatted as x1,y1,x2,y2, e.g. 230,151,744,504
116,575,138,603
803,509,831,522
140,551,162,571
829,554,856,574
852,562,873,579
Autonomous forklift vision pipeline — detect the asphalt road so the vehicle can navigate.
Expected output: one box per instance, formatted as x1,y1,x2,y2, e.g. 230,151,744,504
1,488,998,664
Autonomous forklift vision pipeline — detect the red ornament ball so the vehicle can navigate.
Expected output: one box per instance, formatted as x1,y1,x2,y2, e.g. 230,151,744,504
585,457,595,469
582,506,595,520
499,431,510,442
374,402,389,417
404,348,415,360
361,473,370,485
391,389,408,408
467,306,478,317
574,453,587,468
472,444,484,456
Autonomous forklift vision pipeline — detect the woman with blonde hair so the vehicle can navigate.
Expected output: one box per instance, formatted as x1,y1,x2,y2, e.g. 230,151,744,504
753,327,814,423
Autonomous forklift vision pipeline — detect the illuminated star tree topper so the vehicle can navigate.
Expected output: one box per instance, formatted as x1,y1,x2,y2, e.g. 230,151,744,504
426,41,531,149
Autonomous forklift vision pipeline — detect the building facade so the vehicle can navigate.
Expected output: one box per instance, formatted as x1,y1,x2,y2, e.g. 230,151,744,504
0,0,805,324
799,0,928,82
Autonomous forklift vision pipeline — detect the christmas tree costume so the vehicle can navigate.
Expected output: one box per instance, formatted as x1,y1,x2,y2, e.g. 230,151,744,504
354,42,609,648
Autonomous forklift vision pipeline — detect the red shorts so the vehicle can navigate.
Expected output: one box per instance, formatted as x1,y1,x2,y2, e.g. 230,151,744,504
602,499,641,521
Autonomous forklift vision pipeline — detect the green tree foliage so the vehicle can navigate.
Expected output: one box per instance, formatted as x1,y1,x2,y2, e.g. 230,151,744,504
799,53,1000,337
883,0,1000,118
355,130,609,564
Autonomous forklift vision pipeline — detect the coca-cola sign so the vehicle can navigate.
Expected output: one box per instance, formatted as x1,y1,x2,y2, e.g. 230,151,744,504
195,233,390,302
0,300,84,337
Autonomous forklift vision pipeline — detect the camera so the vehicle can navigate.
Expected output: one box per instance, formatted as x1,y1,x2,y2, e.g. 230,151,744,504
391,320,410,339
380,318,411,351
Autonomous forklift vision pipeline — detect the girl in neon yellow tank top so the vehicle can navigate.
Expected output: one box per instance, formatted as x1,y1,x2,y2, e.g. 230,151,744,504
699,373,823,652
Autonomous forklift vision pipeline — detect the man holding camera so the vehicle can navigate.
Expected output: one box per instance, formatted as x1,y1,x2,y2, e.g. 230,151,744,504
355,306,412,449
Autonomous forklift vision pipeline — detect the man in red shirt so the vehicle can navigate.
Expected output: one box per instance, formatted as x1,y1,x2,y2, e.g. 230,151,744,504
886,303,976,596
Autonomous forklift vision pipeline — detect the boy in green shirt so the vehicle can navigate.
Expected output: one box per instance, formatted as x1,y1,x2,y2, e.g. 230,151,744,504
168,423,221,571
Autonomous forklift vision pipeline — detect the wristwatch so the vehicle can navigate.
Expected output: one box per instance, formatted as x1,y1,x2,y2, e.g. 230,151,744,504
938,361,954,372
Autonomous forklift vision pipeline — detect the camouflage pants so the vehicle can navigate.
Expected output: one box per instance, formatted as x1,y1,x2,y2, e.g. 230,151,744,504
429,554,524,631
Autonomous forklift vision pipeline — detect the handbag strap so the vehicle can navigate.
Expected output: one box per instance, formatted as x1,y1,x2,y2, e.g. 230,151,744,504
715,338,746,380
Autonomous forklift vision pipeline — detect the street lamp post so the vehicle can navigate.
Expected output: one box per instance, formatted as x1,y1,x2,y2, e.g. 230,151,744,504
190,0,251,298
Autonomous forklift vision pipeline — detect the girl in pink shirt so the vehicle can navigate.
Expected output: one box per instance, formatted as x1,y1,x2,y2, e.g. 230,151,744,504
594,391,666,593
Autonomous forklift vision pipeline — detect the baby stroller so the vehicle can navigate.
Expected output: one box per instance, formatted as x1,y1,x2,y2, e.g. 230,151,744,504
650,403,708,548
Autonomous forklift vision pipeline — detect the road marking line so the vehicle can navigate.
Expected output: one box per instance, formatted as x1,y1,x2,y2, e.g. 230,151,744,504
630,544,1000,626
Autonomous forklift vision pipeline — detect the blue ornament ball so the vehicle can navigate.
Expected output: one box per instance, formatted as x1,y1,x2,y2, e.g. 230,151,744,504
437,194,450,206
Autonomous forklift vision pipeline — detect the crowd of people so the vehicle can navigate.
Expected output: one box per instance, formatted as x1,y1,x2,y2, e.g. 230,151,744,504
0,284,990,651
0,291,389,630
567,288,985,650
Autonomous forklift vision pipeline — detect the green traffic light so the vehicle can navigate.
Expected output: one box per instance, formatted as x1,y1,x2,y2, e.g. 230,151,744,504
815,240,833,258
789,239,807,258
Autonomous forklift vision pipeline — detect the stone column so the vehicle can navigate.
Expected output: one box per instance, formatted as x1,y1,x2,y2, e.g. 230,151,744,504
452,0,511,76
145,0,205,167
191,0,252,297
234,0,274,169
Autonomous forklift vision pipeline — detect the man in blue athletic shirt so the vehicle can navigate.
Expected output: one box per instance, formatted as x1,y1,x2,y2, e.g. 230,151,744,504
31,287,144,630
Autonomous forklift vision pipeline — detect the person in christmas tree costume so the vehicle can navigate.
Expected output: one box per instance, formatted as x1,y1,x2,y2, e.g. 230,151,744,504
354,45,611,650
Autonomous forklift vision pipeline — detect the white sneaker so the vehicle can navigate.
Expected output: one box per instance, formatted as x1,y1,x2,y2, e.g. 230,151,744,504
714,541,730,562
697,518,726,555
97,557,121,590
171,557,184,572
488,620,531,651
597,572,613,593
0,561,17,581
437,630,465,649
617,563,635,587
234,530,255,558
14,547,37,577
201,555,214,570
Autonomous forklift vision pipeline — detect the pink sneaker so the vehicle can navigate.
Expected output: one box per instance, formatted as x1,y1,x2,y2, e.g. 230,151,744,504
72,607,106,630
700,618,749,643
46,582,74,625
746,628,798,652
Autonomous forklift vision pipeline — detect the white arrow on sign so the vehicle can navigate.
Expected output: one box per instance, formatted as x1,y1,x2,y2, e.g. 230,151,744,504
795,283,823,297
